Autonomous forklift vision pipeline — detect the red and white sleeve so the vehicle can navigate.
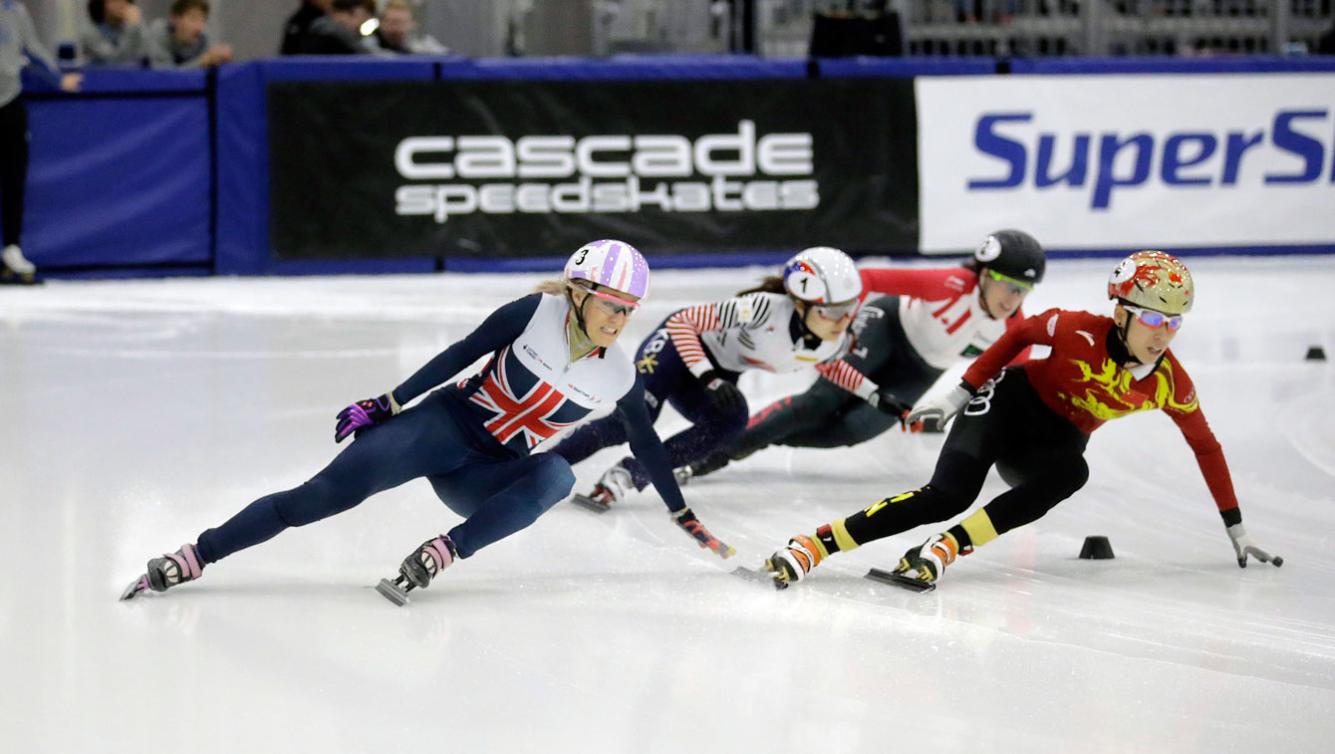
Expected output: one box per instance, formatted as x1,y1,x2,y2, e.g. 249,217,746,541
665,303,722,378
816,359,876,400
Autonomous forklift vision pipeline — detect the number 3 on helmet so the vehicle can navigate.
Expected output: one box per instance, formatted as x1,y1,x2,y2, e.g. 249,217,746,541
564,239,651,301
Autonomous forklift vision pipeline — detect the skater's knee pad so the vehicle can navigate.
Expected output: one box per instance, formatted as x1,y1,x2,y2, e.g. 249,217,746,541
534,453,576,497
1048,455,1090,497
715,399,750,438
996,460,1025,488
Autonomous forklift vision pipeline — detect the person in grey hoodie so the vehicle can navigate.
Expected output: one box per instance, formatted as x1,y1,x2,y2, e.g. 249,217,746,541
146,0,232,69
81,0,150,67
1,0,81,284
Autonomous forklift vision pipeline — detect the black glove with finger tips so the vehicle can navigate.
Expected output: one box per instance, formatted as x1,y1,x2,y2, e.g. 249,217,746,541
699,370,745,414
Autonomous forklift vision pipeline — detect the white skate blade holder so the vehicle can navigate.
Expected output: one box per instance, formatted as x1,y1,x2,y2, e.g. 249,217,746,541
569,493,611,514
865,567,936,593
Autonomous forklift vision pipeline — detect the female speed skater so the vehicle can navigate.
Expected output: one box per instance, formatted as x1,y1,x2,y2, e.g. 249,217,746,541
762,251,1282,590
120,240,735,606
679,230,1046,483
552,246,882,510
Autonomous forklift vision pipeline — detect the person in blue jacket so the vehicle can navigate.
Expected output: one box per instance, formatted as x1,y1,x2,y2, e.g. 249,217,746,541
120,240,735,605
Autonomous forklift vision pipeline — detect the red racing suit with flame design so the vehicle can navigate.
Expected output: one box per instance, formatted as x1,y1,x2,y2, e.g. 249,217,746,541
961,308,1239,516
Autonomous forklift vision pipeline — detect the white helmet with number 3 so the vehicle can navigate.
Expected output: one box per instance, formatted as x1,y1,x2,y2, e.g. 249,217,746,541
782,247,862,304
563,239,651,300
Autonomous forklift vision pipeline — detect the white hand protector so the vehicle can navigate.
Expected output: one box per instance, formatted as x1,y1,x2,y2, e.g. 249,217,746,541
906,383,973,433
1226,523,1283,568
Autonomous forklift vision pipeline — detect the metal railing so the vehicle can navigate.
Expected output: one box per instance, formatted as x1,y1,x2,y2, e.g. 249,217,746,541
748,0,1333,57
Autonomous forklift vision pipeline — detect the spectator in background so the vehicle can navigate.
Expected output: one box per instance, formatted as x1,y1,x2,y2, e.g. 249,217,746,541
370,1,448,55
82,0,151,66
1319,16,1334,54
300,0,374,55
280,0,330,55
1,0,82,285
147,0,233,69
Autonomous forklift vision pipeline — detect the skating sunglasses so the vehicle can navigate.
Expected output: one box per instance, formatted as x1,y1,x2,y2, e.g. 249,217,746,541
1123,304,1183,332
985,269,1034,295
587,286,639,317
814,300,859,320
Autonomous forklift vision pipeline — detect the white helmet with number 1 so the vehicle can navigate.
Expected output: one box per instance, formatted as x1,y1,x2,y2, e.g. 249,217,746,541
782,247,862,304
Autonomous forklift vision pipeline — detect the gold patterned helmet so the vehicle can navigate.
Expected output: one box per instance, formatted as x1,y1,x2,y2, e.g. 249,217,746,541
1107,251,1194,315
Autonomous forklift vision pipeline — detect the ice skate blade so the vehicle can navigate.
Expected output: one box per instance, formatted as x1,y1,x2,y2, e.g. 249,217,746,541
376,578,411,606
119,575,149,601
866,567,936,593
733,566,786,590
569,493,611,514
0,271,42,286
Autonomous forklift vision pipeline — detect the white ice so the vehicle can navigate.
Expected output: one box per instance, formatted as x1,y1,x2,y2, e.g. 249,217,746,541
2,257,1333,754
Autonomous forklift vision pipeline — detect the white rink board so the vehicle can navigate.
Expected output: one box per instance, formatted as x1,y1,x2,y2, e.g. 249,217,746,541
916,74,1335,252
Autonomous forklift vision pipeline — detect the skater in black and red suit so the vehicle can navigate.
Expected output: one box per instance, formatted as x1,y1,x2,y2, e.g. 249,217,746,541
764,251,1282,589
678,230,1045,483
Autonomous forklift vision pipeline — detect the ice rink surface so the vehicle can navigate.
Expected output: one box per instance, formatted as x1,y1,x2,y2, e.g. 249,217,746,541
2,256,1334,753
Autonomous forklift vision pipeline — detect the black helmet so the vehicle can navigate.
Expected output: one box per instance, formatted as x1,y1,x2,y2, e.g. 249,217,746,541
974,229,1045,286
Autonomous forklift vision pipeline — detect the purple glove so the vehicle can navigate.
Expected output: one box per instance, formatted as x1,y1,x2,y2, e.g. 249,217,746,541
335,394,399,443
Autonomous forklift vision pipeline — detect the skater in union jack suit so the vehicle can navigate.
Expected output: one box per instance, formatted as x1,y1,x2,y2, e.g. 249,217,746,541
120,240,733,604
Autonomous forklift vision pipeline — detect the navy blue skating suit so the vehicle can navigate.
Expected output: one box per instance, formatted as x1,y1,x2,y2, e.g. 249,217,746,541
194,293,687,563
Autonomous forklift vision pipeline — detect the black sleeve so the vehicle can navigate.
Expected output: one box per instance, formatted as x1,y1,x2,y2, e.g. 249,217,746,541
392,294,542,406
839,296,900,379
617,376,688,513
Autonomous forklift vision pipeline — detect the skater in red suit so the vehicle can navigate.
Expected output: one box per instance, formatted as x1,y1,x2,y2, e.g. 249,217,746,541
763,251,1282,589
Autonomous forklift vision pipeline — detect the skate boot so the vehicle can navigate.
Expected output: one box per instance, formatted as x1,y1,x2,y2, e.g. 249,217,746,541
120,543,204,600
570,463,633,513
673,465,693,487
680,452,731,485
1,245,40,286
376,534,457,606
763,534,824,590
893,532,960,586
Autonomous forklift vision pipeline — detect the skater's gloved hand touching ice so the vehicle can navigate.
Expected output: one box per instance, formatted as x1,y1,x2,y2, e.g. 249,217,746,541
699,370,745,414
1226,523,1283,568
335,393,401,443
906,382,974,433
673,507,736,559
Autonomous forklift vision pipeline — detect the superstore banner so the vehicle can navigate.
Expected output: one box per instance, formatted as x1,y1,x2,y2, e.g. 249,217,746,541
916,74,1335,253
268,79,919,260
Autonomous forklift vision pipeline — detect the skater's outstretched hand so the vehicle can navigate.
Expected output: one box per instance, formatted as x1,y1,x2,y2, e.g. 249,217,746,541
1226,523,1283,568
673,507,736,559
867,387,921,432
867,387,911,416
699,370,745,415
906,382,974,433
335,393,400,443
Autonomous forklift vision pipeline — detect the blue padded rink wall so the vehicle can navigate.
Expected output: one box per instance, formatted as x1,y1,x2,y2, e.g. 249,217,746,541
2,55,1335,754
